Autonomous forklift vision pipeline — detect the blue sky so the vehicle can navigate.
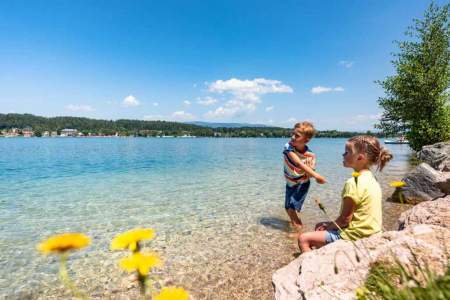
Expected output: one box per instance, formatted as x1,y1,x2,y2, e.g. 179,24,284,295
0,0,443,130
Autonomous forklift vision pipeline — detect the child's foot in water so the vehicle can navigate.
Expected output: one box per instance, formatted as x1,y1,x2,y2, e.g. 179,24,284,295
291,222,303,232
286,223,303,238
286,231,301,239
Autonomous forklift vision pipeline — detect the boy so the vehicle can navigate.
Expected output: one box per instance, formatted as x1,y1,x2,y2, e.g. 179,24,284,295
283,122,326,231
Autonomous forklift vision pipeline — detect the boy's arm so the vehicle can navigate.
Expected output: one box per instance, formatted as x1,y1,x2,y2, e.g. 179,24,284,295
303,151,315,158
303,151,316,169
286,151,326,184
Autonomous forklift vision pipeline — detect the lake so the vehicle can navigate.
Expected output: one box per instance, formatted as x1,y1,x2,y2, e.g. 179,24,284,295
0,137,412,299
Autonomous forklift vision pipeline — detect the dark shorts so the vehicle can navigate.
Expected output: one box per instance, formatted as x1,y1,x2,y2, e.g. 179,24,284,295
284,180,310,212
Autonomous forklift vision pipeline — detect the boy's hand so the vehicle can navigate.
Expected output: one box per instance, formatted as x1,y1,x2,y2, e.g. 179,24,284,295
315,175,326,184
306,157,316,169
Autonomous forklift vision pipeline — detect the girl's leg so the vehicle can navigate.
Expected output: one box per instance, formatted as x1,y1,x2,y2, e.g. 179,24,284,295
298,231,327,252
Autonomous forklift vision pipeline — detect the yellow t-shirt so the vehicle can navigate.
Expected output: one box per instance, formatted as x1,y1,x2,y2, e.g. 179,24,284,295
339,171,382,241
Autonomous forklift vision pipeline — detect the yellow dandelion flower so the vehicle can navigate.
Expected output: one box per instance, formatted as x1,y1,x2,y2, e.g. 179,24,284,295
352,171,360,177
111,228,155,251
153,287,189,300
390,181,406,188
355,287,366,298
37,233,90,254
119,252,162,275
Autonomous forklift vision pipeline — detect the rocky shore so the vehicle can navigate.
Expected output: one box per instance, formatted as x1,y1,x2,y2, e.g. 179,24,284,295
273,142,450,300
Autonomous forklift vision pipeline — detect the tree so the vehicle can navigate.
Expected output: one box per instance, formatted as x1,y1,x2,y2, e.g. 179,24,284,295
377,2,450,151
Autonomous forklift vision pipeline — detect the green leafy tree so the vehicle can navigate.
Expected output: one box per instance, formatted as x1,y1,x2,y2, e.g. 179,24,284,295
377,2,450,151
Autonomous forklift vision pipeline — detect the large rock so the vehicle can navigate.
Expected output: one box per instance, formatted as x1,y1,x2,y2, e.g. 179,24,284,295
272,224,449,300
418,142,450,171
390,163,448,204
398,195,450,229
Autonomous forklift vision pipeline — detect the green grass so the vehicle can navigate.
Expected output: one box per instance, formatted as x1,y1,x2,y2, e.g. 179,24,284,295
357,262,450,300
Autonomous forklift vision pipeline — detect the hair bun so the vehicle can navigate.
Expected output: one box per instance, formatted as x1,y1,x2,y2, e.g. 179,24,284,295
378,147,393,171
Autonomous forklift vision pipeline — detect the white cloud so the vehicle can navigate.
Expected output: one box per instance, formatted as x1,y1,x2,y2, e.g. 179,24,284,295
287,117,296,123
267,119,274,124
171,111,196,121
209,78,293,101
204,99,257,119
66,104,94,112
122,95,140,107
152,102,159,107
204,107,230,119
183,100,191,106
311,86,345,94
205,78,293,119
265,105,274,112
197,96,218,106
338,60,354,68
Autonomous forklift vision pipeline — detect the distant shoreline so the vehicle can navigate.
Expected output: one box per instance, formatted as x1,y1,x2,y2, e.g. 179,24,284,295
1,113,384,139
0,135,382,139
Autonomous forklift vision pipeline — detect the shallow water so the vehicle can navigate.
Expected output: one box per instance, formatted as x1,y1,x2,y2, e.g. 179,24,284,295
0,138,412,299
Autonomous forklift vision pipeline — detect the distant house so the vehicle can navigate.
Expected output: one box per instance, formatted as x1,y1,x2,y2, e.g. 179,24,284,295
22,127,34,137
4,128,20,137
51,131,58,137
42,131,50,137
60,129,78,137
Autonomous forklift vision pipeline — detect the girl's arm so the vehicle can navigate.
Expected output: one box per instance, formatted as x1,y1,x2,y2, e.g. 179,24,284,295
326,197,356,230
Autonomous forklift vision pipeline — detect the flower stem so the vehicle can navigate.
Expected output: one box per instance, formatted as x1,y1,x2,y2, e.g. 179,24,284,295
138,273,147,297
58,253,89,300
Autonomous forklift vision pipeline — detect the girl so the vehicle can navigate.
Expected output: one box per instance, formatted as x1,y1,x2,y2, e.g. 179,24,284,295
298,135,393,252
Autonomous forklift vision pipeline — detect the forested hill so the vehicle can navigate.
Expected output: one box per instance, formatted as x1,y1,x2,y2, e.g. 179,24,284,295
0,113,284,136
0,113,205,132
0,113,382,138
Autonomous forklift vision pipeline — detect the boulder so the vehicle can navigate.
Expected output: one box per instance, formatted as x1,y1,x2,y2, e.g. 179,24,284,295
390,163,447,204
418,142,450,171
272,225,449,300
398,195,450,229
436,171,450,194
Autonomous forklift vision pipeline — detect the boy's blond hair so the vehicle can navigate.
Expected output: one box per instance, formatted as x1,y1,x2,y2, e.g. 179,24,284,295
294,121,316,138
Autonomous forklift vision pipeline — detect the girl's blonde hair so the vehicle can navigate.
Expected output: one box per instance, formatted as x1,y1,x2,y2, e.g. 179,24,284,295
348,135,393,171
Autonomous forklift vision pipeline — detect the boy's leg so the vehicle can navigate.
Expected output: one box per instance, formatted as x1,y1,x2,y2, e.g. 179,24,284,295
289,181,310,230
286,208,303,228
298,231,327,252
285,185,302,229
